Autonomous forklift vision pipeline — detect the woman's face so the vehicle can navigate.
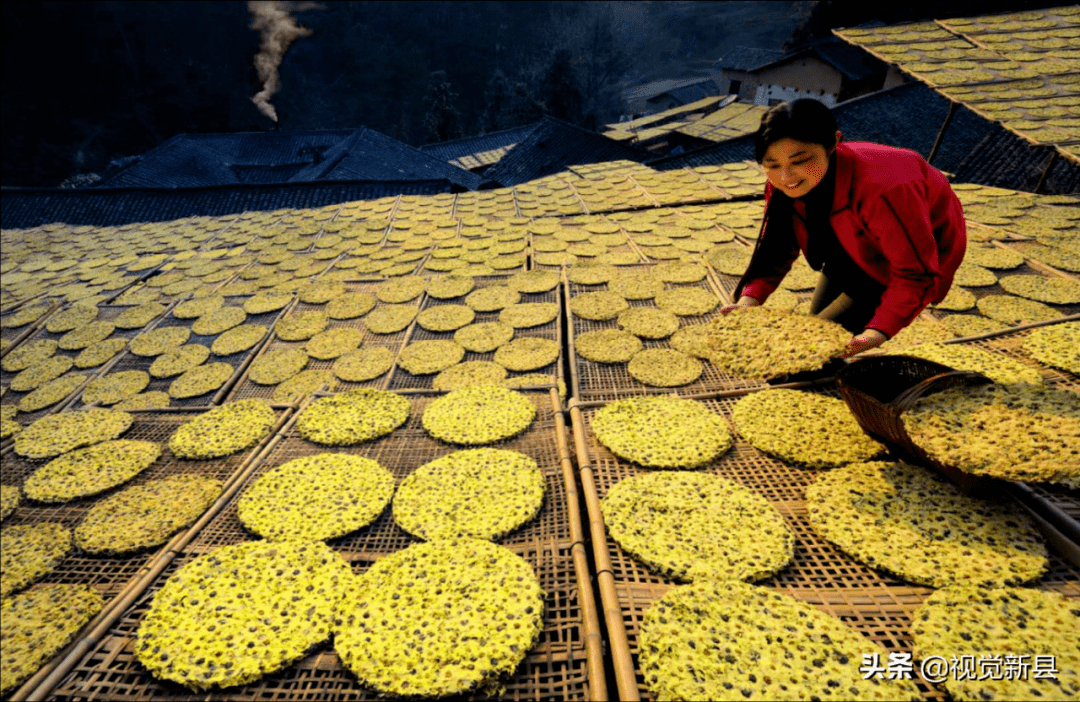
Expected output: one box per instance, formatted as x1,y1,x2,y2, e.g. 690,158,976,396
761,132,840,199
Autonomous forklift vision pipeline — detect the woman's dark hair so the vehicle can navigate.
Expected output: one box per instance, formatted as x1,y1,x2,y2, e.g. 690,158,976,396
753,98,839,163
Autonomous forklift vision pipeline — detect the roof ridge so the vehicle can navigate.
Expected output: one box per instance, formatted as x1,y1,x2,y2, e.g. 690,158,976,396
418,122,540,150
289,127,368,182
532,115,648,150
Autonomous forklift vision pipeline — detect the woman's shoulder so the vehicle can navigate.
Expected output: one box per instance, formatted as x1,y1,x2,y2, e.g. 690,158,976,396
839,141,928,174
838,142,949,201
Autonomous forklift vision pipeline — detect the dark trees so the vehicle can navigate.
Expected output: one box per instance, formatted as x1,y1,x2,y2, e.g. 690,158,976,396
422,71,463,144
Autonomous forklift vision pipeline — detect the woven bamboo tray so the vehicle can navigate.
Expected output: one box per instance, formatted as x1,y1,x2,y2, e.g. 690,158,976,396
388,275,565,396
1,252,167,318
1,406,292,701
226,282,416,403
702,242,755,304
0,299,59,352
61,293,294,412
41,390,606,702
564,265,767,403
945,317,1080,391
926,248,1080,326
570,389,1080,702
998,239,1080,279
1,302,179,432
839,347,1080,561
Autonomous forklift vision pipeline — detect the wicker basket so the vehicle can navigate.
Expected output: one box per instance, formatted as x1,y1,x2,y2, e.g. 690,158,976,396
836,355,993,494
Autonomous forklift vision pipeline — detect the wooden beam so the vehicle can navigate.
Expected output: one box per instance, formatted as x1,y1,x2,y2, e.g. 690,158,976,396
927,100,958,166
1034,148,1058,194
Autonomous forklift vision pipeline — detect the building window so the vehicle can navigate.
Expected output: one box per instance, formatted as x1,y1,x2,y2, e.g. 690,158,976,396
729,80,742,95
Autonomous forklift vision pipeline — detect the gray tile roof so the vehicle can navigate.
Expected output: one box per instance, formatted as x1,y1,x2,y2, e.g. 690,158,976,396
648,81,1080,194
418,123,539,167
482,116,650,188
717,38,886,83
97,135,243,188
650,83,958,169
0,180,453,229
231,163,309,184
94,127,481,190
647,79,722,106
715,46,788,72
953,126,1080,195
810,38,888,82
648,133,756,170
95,130,356,188
290,127,483,190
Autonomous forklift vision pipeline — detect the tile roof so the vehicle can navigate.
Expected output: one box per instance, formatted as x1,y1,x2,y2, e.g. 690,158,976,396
231,163,309,184
203,129,355,164
646,79,723,106
605,96,731,138
566,161,658,180
826,83,959,162
833,6,1080,165
0,180,453,229
715,46,788,72
953,126,1080,195
94,127,481,191
96,135,243,188
623,76,719,103
418,123,540,170
288,128,483,190
650,79,1080,194
648,133,756,170
721,38,890,87
809,38,889,82
674,102,770,143
481,116,651,188
650,82,958,169
95,130,356,188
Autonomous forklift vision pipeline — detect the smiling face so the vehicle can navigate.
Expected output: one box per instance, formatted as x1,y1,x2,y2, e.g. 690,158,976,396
762,132,841,199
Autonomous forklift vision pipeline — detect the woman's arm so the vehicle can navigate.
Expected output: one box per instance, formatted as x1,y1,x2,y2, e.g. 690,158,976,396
858,181,943,339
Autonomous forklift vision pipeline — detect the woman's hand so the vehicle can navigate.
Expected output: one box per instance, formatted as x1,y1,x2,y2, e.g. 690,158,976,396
843,329,888,357
719,295,761,315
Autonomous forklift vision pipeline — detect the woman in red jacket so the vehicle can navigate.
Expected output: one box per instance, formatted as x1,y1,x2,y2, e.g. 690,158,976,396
721,98,967,356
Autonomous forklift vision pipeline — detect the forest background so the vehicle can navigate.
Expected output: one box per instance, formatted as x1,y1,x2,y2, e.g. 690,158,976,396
1,0,1060,186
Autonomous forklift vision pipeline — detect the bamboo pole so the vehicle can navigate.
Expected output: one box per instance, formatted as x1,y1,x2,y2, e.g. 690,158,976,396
1,291,49,315
214,294,299,405
21,407,292,701
1,299,58,359
54,297,182,414
552,390,608,701
221,295,301,403
376,292,427,392
940,312,1080,345
622,235,651,265
554,279,569,414
568,401,641,701
1035,148,1058,195
927,101,958,166
9,526,192,701
563,275,584,402
1007,482,1080,549
993,240,1080,283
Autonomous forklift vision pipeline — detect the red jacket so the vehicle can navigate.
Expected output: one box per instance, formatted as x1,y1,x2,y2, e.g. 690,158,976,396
737,141,967,338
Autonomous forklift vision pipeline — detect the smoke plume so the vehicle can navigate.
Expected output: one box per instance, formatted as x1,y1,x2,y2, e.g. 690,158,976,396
248,1,320,123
